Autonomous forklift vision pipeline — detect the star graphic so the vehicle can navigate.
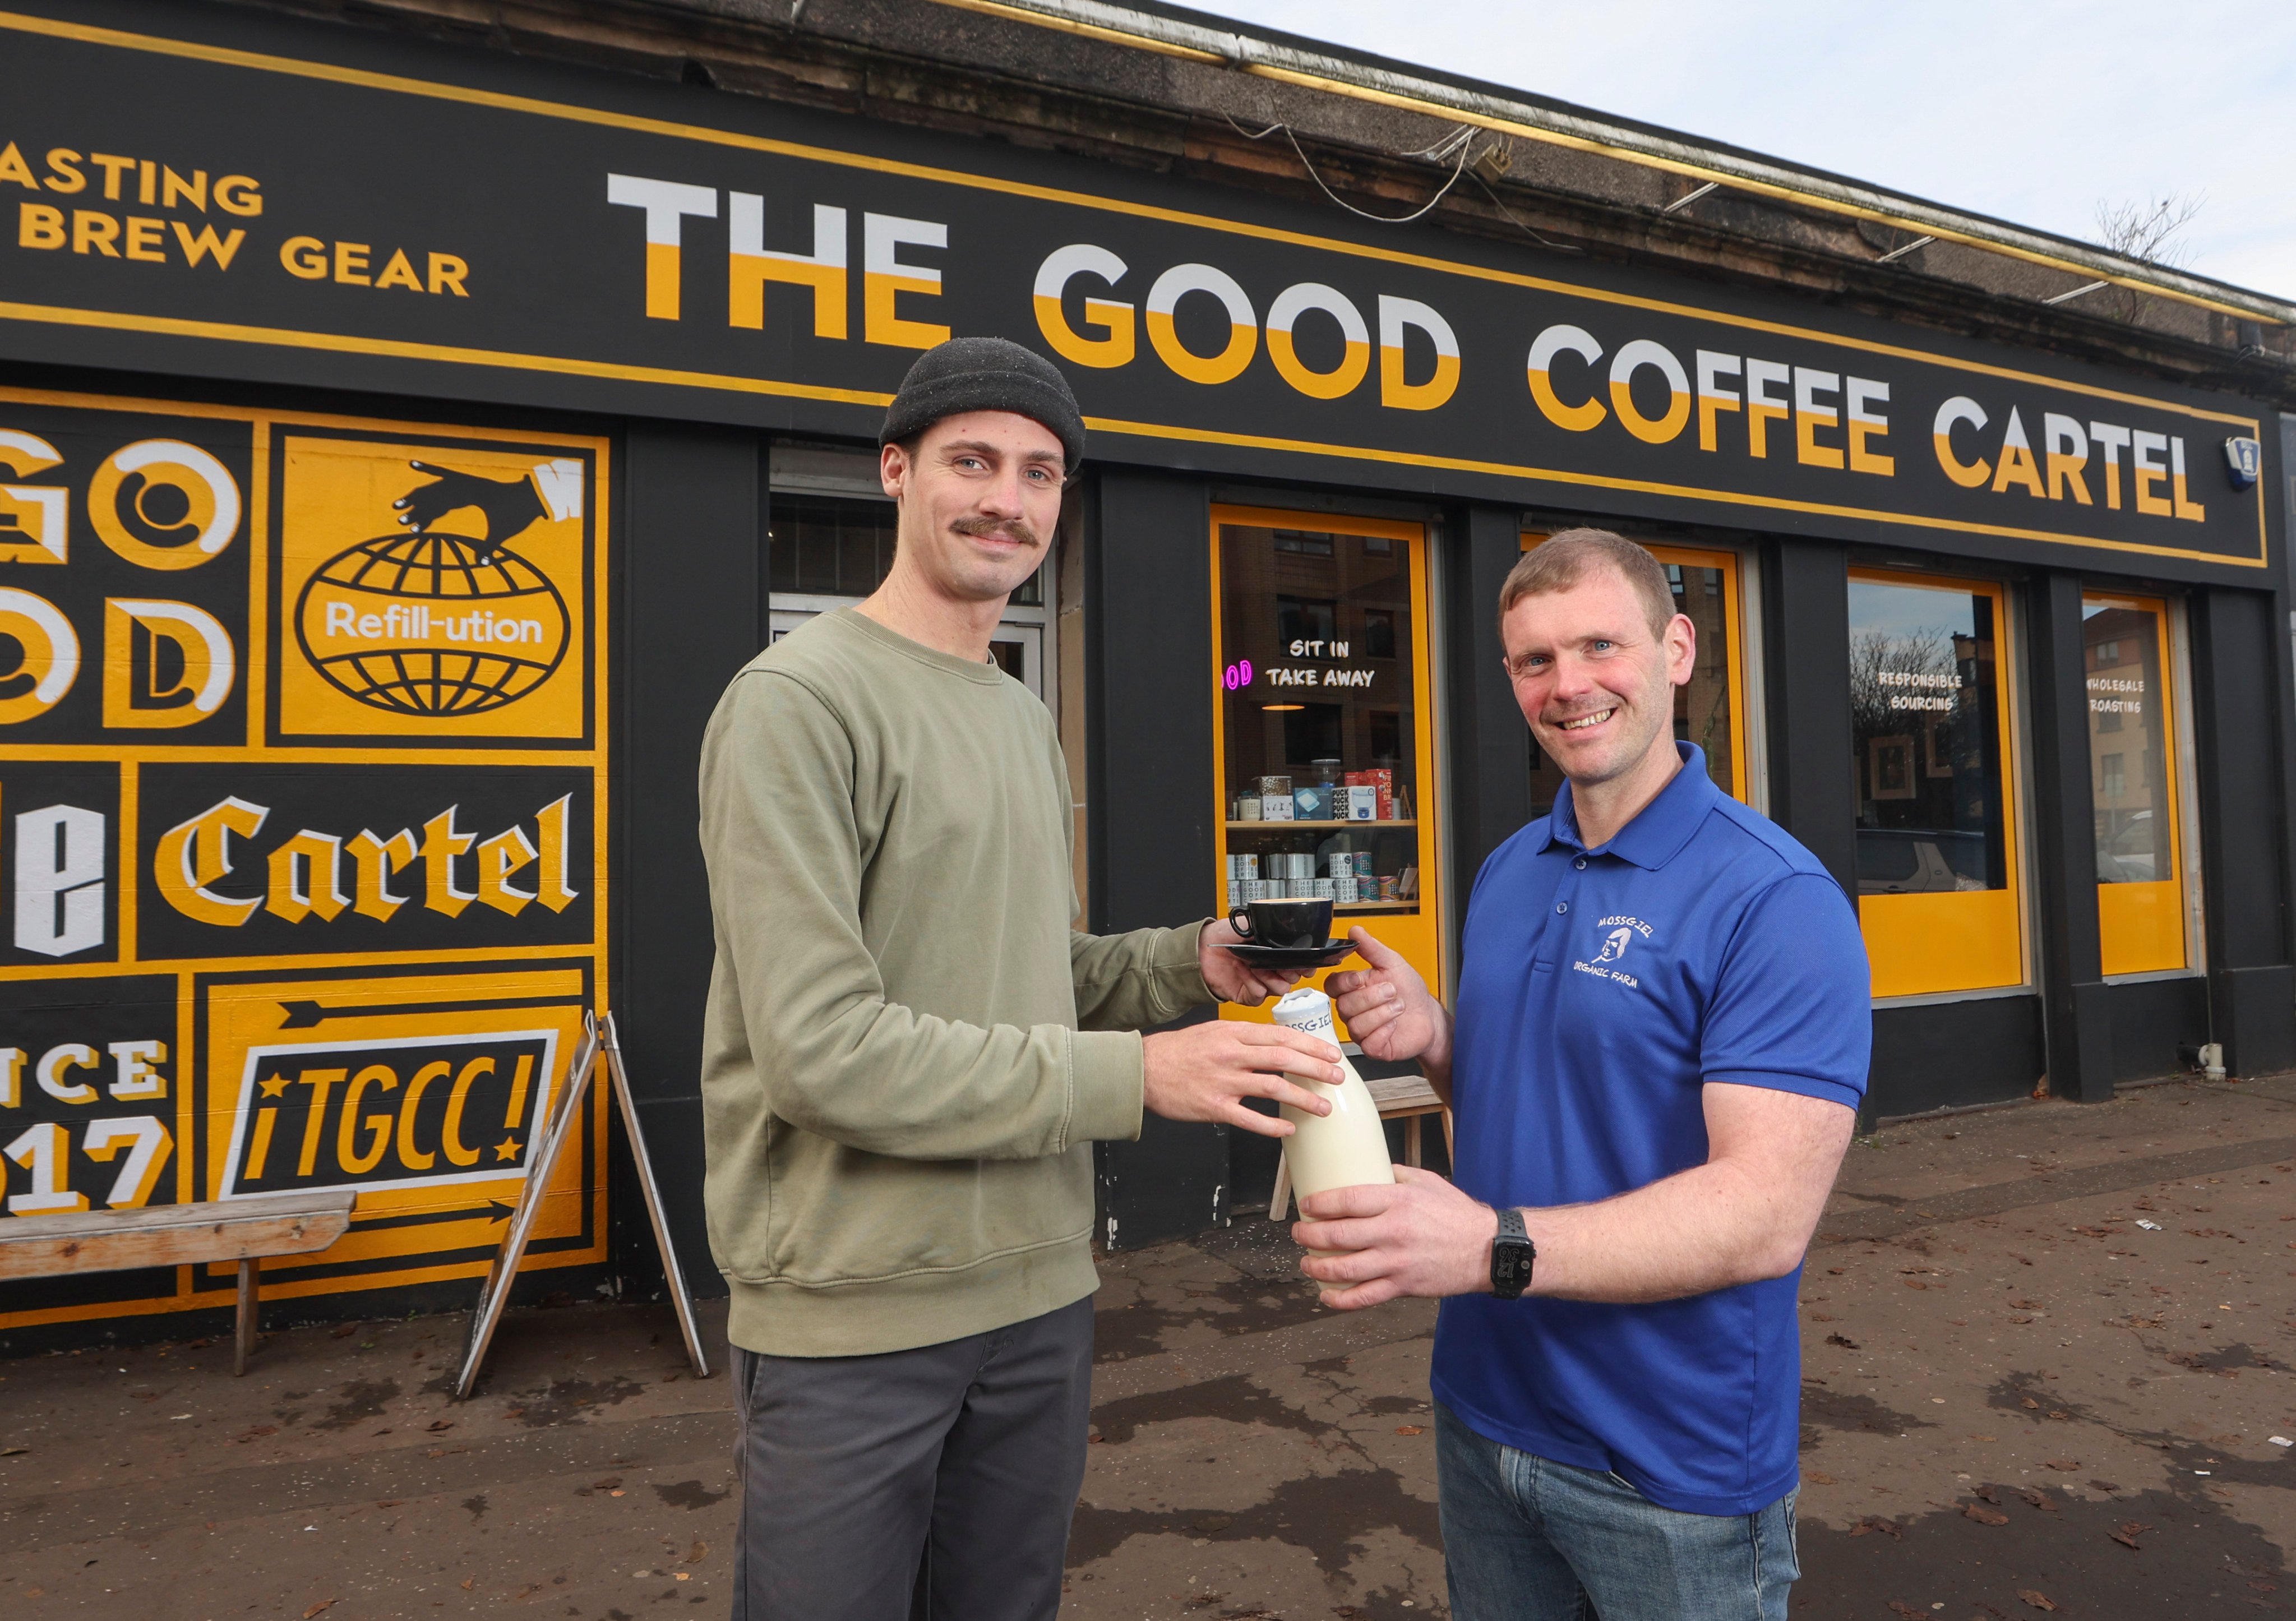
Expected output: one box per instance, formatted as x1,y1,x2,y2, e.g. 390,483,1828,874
258,1074,290,1099
493,1138,521,1162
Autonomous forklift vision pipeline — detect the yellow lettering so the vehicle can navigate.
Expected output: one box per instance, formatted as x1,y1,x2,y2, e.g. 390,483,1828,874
533,795,580,913
72,210,119,257
266,829,349,923
42,149,84,195
214,174,262,217
396,1060,450,1171
0,141,36,190
422,807,476,917
123,215,164,263
280,235,326,279
348,828,417,921
333,241,371,285
155,797,269,927
243,1104,278,1179
172,221,242,270
336,1064,398,1175
427,253,469,297
88,152,134,201
475,826,538,916
137,159,155,207
161,167,206,212
18,202,63,249
375,248,423,292
441,1057,491,1168
294,1067,349,1176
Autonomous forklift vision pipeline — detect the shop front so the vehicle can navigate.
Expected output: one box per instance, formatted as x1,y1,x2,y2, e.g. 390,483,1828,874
0,0,2289,1333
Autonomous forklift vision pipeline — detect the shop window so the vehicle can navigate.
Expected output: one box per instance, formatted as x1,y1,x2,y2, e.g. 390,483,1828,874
2085,593,2189,976
1518,535,1747,811
1849,572,2023,997
1214,507,1442,1012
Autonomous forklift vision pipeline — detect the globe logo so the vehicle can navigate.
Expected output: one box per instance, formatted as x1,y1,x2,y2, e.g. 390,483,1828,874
293,530,571,717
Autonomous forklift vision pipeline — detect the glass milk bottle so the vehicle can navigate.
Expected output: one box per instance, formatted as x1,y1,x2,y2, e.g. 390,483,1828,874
1273,987,1395,1295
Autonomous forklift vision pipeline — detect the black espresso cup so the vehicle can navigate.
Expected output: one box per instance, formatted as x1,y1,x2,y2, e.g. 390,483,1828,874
1228,897,1333,950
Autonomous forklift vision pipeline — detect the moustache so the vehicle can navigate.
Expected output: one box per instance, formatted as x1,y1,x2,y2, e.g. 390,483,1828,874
950,515,1042,549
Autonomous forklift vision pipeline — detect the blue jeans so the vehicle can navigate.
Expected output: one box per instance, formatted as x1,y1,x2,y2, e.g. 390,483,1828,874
1435,1402,1799,1621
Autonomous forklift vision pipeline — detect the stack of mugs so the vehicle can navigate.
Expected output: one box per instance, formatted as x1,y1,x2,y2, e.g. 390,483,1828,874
1226,849,1387,910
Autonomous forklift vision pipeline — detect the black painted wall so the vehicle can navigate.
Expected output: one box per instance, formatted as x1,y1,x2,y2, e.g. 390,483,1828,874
1445,505,1535,917
1759,537,1857,896
1083,468,1229,1250
609,422,763,1299
2189,586,2296,1075
2025,570,2113,1103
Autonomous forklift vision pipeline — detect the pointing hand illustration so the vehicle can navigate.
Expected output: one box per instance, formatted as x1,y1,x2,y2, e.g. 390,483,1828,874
392,461,548,553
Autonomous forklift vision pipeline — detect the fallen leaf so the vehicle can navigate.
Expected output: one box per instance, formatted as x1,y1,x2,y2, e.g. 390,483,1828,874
375,1499,403,1509
1903,1279,1929,1290
2017,1589,2058,1611
330,1325,357,1339
1848,1515,1903,1540
0,1445,26,1457
1809,1312,1837,1322
1972,1434,1997,1442
1976,1484,2002,1503
2021,1397,2041,1410
1805,1471,1836,1485
459,1578,474,1591
303,1602,338,1618
1826,1332,1861,1350
1827,1267,1846,1275
1393,1425,1425,1436
2020,1489,2060,1512
2110,1521,2153,1550
1889,1604,1927,1619
593,1476,622,1490
426,1420,454,1433
2043,1460,2081,1471
686,1540,708,1563
1962,1503,2009,1525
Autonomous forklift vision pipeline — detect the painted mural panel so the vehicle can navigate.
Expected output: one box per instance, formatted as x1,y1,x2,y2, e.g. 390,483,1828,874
0,387,609,1335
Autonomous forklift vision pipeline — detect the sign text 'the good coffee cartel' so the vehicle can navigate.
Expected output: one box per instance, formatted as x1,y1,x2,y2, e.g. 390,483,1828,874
0,2,2267,580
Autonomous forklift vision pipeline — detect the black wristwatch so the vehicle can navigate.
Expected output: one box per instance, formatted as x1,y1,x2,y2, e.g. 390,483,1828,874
1490,1207,1536,1299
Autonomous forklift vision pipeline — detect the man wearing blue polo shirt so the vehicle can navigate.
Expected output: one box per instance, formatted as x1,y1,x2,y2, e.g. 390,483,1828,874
1304,529,1869,1620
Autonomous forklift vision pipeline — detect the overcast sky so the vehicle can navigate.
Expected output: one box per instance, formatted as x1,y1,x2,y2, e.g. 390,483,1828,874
1193,1,2296,300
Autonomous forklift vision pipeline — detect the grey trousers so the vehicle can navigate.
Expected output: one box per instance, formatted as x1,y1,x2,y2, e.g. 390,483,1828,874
730,1295,1095,1621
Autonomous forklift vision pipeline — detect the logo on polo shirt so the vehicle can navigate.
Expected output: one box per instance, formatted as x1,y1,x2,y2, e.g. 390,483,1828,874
1574,915,1653,988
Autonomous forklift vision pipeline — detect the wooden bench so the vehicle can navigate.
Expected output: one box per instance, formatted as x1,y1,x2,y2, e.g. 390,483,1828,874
0,1191,354,1374
1267,1072,1453,1221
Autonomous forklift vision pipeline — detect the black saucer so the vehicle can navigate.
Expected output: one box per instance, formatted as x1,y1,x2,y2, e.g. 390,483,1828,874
1219,939,1357,969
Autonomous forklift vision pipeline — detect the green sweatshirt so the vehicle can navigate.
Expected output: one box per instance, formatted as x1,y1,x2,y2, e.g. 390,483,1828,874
697,607,1213,1356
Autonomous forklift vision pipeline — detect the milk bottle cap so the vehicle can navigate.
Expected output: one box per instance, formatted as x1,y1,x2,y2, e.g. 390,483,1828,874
1272,986,1334,1037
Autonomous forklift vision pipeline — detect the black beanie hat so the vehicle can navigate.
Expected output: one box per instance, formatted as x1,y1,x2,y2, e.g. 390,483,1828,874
879,336,1084,468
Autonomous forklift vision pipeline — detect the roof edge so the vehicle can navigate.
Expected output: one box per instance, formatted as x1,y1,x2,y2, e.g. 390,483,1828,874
931,0,2296,330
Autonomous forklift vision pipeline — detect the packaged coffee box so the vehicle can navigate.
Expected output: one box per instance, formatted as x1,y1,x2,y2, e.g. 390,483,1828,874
1342,786,1378,820
1295,784,1332,820
1360,768,1394,820
1258,775,1292,797
1260,793,1294,821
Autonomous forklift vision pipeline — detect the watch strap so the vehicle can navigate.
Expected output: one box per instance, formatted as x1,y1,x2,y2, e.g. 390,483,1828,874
1490,1207,1534,1299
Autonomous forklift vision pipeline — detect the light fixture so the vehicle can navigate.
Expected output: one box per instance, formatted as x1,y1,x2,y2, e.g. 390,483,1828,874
1262,703,1305,712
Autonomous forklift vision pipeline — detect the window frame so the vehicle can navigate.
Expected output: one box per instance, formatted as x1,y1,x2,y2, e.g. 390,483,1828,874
2085,589,2204,981
1847,567,2031,1002
1210,504,1446,1019
1516,532,1759,808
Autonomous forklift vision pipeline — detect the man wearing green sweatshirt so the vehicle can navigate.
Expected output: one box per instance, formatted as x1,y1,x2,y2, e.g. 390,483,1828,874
699,337,1343,1621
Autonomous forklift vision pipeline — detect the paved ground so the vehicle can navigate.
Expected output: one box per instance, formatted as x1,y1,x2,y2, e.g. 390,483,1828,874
3,1073,2292,1619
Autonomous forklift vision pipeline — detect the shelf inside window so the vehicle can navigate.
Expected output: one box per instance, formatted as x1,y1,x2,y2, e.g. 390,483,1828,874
1226,819,1416,830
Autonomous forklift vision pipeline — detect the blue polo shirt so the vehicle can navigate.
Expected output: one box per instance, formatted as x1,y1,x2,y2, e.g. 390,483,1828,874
1431,743,1870,1517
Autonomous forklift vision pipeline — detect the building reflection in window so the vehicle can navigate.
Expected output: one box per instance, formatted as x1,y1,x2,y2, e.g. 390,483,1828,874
2085,593,2187,975
1847,572,2022,996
